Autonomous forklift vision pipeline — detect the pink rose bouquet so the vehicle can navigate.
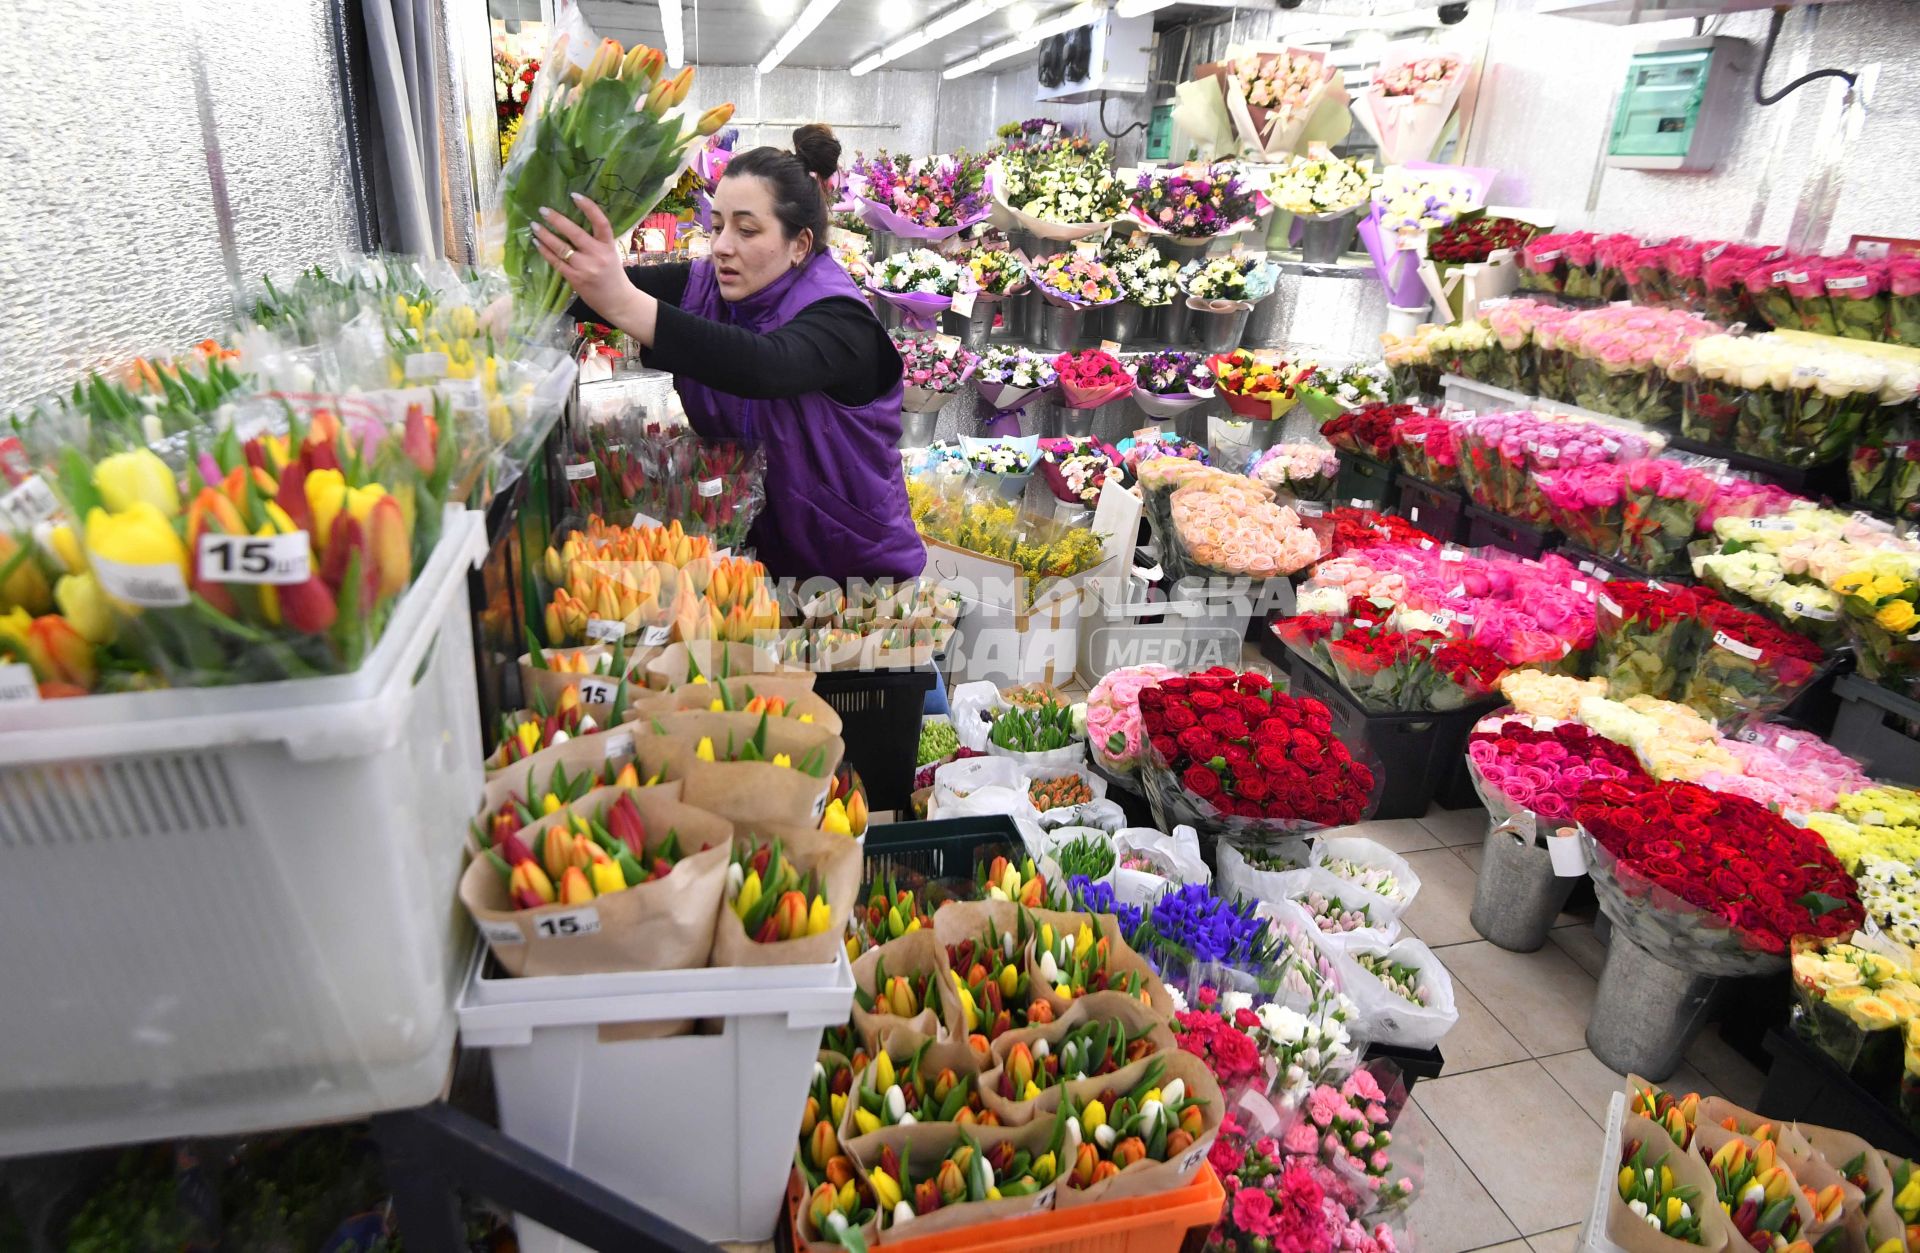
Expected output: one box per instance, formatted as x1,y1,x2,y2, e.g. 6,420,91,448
1086,662,1181,772
1454,410,1661,524
1466,715,1648,824
1888,255,1920,346
1169,474,1322,579
890,329,977,413
1053,348,1136,409
1252,442,1341,500
1535,462,1627,556
1618,458,1721,575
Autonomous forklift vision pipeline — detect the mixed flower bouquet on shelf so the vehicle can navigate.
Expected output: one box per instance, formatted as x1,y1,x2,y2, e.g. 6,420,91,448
1208,349,1319,423
1311,361,1395,413
1589,580,1721,700
872,249,966,330
1166,470,1323,579
962,247,1028,300
1266,149,1378,218
1360,165,1484,306
1251,443,1340,501
1351,49,1468,164
1390,409,1462,487
1131,163,1263,241
1031,252,1123,310
1038,436,1120,508
905,478,1107,598
971,346,1058,418
847,150,994,241
996,139,1128,236
1321,402,1417,466
892,331,979,413
1137,668,1376,842
1464,715,1648,827
1052,349,1135,409
1573,776,1862,973
1686,332,1919,468
1134,350,1213,399
1104,237,1182,308
1180,256,1279,310
500,31,729,334
1680,599,1829,727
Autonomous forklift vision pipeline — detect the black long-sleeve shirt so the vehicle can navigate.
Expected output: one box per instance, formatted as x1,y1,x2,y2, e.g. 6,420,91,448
573,263,899,407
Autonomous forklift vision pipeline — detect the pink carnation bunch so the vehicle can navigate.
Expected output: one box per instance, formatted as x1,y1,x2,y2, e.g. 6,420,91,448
1086,663,1180,772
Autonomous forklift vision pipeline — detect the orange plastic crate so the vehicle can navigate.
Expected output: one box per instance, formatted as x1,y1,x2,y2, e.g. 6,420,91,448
785,1163,1224,1253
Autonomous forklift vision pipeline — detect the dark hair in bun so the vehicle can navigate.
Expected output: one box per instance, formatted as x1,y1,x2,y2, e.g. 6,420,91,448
721,146,829,255
791,123,842,185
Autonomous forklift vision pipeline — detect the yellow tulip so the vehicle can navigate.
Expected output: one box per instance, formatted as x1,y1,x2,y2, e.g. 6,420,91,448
0,534,50,613
54,572,114,644
696,736,715,762
306,468,348,549
46,523,84,574
84,505,189,607
94,449,180,517
773,752,792,769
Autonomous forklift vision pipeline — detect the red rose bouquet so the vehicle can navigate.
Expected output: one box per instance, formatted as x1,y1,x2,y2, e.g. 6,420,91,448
1428,212,1533,265
1053,348,1136,410
1138,668,1375,842
1320,402,1416,465
1591,580,1721,701
1319,507,1437,558
1299,621,1508,713
1391,410,1462,487
1465,715,1648,827
1573,777,1862,974
1680,601,1828,728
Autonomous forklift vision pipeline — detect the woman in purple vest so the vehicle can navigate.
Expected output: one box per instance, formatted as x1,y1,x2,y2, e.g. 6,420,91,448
529,140,924,583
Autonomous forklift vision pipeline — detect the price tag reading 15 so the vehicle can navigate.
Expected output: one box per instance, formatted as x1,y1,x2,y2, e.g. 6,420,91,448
197,532,313,585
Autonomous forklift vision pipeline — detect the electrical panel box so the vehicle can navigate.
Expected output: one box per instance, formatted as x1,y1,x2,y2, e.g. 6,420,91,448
1035,10,1152,104
1606,36,1748,171
1146,104,1174,160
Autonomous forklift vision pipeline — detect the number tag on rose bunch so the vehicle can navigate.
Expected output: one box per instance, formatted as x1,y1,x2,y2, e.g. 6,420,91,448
197,532,312,585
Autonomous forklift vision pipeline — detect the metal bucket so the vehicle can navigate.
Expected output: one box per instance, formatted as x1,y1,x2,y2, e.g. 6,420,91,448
898,408,940,449
942,307,993,350
1158,238,1212,267
1049,406,1097,439
1164,300,1197,350
1196,306,1252,354
1470,821,1578,952
1041,303,1086,352
1173,406,1209,445
1297,209,1362,264
1106,302,1154,346
1585,929,1722,1081
996,290,1035,341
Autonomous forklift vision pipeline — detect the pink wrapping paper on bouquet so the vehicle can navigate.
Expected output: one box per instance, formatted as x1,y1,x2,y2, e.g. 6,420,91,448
1205,48,1349,159
1350,45,1471,166
1053,349,1136,409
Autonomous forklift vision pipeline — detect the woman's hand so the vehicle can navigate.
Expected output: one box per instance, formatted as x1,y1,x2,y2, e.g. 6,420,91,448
532,194,655,340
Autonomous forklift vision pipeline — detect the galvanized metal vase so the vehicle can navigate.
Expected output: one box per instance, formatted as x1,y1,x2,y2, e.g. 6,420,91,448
897,408,940,449
1585,929,1722,1081
1296,208,1362,264
1196,306,1252,355
1469,822,1578,953
1041,303,1086,352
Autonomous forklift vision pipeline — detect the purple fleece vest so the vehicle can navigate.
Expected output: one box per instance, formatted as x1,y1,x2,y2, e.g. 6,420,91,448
675,253,926,583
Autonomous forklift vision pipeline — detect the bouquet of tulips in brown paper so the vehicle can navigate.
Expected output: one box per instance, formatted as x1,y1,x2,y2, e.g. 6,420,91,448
713,823,860,967
857,1118,1064,1237
851,929,968,1046
644,638,813,691
839,1026,996,1162
653,709,845,827
976,992,1177,1127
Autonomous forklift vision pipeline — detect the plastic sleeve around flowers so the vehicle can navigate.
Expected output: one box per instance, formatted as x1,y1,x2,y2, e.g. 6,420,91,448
1580,831,1789,978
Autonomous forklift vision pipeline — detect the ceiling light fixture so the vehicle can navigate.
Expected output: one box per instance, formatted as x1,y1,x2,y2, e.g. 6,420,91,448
660,0,685,67
850,0,1023,75
758,0,846,73
1113,0,1169,17
881,0,916,29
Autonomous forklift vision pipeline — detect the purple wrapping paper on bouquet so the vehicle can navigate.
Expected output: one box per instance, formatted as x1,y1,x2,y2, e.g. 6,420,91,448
1357,203,1430,307
858,197,994,244
871,285,954,331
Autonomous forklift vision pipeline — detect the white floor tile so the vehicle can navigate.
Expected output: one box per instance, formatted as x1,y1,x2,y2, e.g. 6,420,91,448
1398,849,1486,948
1549,924,1608,980
1526,1225,1583,1253
1330,817,1448,855
1431,959,1531,1076
1537,1047,1719,1126
1396,1098,1522,1253
1421,806,1491,847
1442,941,1599,1058
1415,1061,1603,1236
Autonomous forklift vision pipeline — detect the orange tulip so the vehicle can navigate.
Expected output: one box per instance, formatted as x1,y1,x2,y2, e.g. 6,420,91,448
365,495,412,601
1070,1144,1098,1188
28,615,95,689
1165,1130,1194,1159
1091,1160,1120,1184
808,1119,838,1171
1112,1137,1147,1167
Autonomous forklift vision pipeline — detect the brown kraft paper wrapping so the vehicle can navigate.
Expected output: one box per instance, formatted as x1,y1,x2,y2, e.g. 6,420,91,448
1771,1127,1864,1251
472,733,680,855
1697,1095,1776,1140
712,822,863,968
1028,930,1175,1022
839,1024,992,1164
853,1120,1061,1240
1693,1121,1820,1238
789,1166,881,1253
1607,1112,1733,1253
458,785,734,978
1052,1049,1225,1209
853,930,968,1048
657,675,845,736
1798,1124,1906,1253
930,900,1112,954
517,651,622,710
657,711,847,827
644,639,813,690
976,991,1181,1126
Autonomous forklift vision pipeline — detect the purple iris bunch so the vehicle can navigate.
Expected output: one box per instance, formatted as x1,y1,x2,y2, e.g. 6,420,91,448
1147,882,1278,969
1067,876,1145,940
1133,350,1212,396
1132,164,1257,239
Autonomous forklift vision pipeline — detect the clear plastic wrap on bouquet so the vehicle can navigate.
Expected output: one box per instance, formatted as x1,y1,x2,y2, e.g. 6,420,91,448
1789,935,1916,1089
1582,834,1788,977
1678,605,1828,728
1590,585,1710,700
1617,457,1721,576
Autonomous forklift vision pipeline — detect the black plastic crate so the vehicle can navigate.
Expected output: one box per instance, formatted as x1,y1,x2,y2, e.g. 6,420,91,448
860,814,1027,899
1830,673,1920,786
1667,434,1852,502
1333,454,1397,511
1759,1027,1920,1160
1288,653,1498,821
811,664,938,811
1463,502,1560,559
1394,474,1468,545
1364,1041,1445,1094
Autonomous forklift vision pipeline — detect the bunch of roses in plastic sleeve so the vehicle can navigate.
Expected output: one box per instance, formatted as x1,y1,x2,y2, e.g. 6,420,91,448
1266,150,1377,216
1481,298,1576,393
1224,49,1342,157
1388,409,1461,487
1699,725,1872,818
1616,458,1723,575
1138,668,1375,837
1038,435,1119,508
1314,508,1437,559
1465,715,1648,826
1687,332,1919,468
1251,443,1340,501
1733,251,1916,343
1421,320,1495,382
1573,776,1862,973
1575,692,1736,783
1428,213,1532,265
847,150,992,234
1589,579,1721,700
1553,305,1719,425
1812,540,1920,697
1103,235,1182,306
1807,785,1920,874
1132,163,1260,240
1681,599,1828,726
1850,440,1920,523
1454,410,1662,525
1087,663,1181,773
1172,982,1269,1092
1282,616,1507,713
1167,472,1322,579
1378,324,1443,399
1322,402,1418,465
1533,462,1628,555
1518,230,1639,301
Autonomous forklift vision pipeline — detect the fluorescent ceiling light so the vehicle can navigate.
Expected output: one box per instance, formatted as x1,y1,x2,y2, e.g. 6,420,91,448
758,0,845,73
1016,0,1102,47
1113,0,1169,15
851,0,1018,75
760,0,797,13
660,0,685,67
882,0,916,28
1005,2,1034,25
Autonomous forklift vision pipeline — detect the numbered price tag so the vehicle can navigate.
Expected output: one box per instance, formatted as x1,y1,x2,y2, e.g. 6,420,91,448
697,478,723,498
197,532,312,585
92,553,190,607
1596,593,1623,617
564,461,598,481
532,907,601,939
602,730,634,761
1439,547,1466,563
585,618,626,643
0,475,60,530
576,676,619,705
1712,630,1764,661
633,511,663,530
0,662,38,704
1099,339,1122,356
478,918,526,947
641,623,672,646
951,290,977,319
1294,500,1324,517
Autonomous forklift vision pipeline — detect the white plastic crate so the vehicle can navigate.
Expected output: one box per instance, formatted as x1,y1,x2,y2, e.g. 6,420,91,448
0,508,488,1154
458,949,855,1248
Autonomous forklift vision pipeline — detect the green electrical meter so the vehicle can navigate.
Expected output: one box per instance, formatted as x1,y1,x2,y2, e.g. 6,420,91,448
1607,36,1748,171
1146,104,1173,161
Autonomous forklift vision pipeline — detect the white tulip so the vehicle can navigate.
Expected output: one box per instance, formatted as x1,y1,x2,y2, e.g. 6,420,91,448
899,1112,917,1126
826,1211,849,1234
550,729,570,745
1033,1039,1050,1059
894,1201,916,1226
1161,1078,1186,1106
885,1086,906,1122
1139,1100,1163,1134
1094,1123,1116,1150
1039,952,1060,984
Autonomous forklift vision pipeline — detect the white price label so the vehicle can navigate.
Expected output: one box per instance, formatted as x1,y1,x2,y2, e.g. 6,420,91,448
92,552,189,607
1457,613,1475,625
585,617,626,642
533,907,602,938
1784,270,1811,284
1408,506,1420,523
1099,339,1121,356
565,461,597,481
0,475,59,530
1440,547,1466,562
0,662,38,704
1703,243,1729,262
1570,579,1588,594
1418,538,1435,550
698,478,723,498
478,918,526,946
1534,249,1563,262
633,511,662,530
577,676,619,704
1712,630,1764,661
197,532,311,585
1648,579,1669,593
1828,275,1870,291
405,351,449,380
1294,500,1324,516
1447,583,1466,597
1597,594,1622,617
951,290,978,318
603,730,634,761
1348,498,1370,509
1863,811,1889,827
1776,733,1796,751
641,624,672,646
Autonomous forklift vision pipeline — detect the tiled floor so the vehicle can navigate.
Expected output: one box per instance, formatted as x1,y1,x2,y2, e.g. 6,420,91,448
1367,806,1768,1252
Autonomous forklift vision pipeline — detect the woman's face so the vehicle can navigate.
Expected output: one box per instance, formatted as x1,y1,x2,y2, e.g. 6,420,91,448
711,174,811,301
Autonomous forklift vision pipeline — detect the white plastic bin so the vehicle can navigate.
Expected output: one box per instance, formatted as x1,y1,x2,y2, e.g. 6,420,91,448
458,948,855,1249
0,508,488,1155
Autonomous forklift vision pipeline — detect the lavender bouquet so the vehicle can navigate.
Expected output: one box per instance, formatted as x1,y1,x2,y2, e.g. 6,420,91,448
1132,349,1214,420
847,150,993,242
972,345,1058,420
1131,162,1263,242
